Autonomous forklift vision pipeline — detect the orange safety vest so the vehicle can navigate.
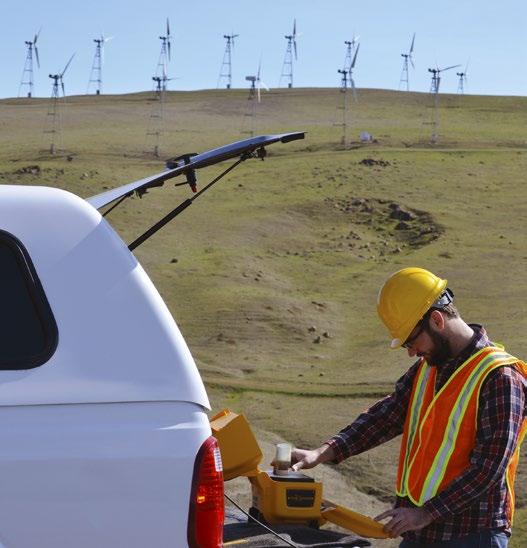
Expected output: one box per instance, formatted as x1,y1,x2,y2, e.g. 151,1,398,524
396,346,527,522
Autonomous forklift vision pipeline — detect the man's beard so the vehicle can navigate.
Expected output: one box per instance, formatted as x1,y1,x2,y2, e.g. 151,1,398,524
424,329,452,367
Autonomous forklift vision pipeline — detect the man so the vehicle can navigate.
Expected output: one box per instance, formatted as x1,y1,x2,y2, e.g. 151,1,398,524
292,267,527,547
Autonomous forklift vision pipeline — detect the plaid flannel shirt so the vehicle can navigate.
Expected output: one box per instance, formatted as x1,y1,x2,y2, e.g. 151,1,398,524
325,325,527,543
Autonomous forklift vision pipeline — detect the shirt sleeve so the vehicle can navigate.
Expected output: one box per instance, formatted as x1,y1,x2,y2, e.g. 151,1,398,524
324,360,420,463
423,365,527,520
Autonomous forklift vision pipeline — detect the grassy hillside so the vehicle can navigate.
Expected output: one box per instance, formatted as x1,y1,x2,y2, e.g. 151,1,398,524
1,87,526,545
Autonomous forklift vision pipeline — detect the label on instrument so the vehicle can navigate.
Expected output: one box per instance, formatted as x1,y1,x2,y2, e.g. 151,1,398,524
286,489,316,508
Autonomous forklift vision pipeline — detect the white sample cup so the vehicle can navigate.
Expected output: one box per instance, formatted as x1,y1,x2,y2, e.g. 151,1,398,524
274,442,292,475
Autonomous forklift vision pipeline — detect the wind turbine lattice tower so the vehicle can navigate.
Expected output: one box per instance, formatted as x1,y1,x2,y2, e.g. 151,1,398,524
87,34,113,95
44,54,75,154
19,28,41,98
336,67,351,146
427,63,460,143
217,33,239,89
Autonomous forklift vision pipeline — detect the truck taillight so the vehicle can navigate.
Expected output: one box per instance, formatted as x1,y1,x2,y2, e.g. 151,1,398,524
188,436,224,548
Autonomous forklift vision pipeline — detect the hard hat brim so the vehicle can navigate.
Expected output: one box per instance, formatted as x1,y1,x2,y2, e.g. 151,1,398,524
390,338,402,349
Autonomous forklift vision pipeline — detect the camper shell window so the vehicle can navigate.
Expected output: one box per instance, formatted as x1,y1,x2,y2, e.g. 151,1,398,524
0,231,58,369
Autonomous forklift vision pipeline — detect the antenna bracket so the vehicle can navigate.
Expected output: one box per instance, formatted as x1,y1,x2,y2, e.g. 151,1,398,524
166,153,199,192
256,147,267,161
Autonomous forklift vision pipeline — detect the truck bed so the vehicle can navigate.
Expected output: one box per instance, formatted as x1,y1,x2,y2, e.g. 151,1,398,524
224,507,371,547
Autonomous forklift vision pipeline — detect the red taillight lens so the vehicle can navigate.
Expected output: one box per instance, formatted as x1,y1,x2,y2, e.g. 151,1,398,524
188,436,224,548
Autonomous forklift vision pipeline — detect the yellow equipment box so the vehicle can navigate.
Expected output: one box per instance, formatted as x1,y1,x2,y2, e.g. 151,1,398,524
249,468,325,526
210,408,388,539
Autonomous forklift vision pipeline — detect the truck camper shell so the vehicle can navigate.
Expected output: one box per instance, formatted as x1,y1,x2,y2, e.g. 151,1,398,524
0,184,209,408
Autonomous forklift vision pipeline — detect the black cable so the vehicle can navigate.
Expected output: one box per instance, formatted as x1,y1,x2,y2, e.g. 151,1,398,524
224,493,299,548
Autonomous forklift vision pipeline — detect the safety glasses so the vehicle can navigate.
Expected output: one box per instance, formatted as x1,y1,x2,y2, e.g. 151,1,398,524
402,321,426,349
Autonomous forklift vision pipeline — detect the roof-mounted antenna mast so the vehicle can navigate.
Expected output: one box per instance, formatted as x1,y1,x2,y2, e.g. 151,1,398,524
87,34,113,95
217,33,239,89
399,33,415,91
19,28,41,98
279,19,298,88
44,54,75,154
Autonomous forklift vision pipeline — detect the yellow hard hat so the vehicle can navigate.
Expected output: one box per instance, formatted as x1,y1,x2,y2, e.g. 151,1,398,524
377,267,448,349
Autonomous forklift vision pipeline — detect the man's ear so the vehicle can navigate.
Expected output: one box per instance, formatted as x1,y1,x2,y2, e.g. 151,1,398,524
429,309,445,331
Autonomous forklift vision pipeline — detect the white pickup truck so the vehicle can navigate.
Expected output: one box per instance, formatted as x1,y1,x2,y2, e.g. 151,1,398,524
0,133,303,548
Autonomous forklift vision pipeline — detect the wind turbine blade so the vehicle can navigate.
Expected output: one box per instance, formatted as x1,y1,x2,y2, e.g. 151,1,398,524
410,32,415,53
351,78,357,100
260,80,270,91
440,64,461,72
293,18,296,38
257,85,261,103
61,79,65,96
465,58,470,74
61,53,75,76
410,54,415,69
351,43,360,68
34,27,41,44
166,18,170,38
257,58,261,80
104,35,114,43
35,46,40,69
167,40,171,61
294,39,298,60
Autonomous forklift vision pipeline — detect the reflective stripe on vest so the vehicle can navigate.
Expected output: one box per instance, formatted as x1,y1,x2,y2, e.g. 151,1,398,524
396,346,525,508
397,362,432,496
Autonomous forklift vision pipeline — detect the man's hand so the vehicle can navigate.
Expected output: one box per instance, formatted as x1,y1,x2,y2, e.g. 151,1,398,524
291,444,334,471
374,507,433,538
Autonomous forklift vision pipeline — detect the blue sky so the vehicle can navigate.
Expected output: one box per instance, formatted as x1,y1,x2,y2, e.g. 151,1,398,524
1,0,526,98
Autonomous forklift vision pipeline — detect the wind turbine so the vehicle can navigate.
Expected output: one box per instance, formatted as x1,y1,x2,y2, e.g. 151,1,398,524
87,34,113,95
399,33,416,91
19,28,41,98
279,19,299,88
155,18,172,91
428,63,460,94
428,62,460,143
243,60,269,137
45,54,75,154
152,74,177,96
217,33,239,89
457,61,469,94
338,68,349,91
246,60,268,102
336,67,351,146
